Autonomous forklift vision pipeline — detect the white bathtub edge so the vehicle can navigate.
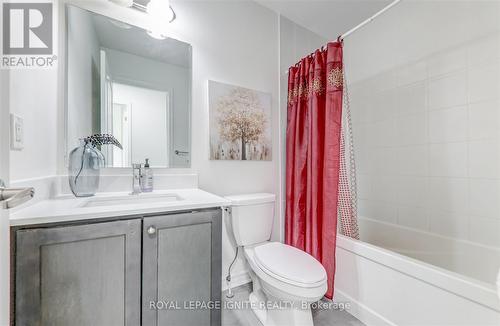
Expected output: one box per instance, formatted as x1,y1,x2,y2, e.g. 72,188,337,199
336,234,500,313
334,288,396,326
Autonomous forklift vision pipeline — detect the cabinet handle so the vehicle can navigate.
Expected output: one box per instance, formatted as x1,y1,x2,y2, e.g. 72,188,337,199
147,226,157,235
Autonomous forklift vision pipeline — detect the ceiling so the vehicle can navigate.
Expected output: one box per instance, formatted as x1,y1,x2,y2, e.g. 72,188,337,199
256,0,391,41
135,0,391,42
101,0,391,62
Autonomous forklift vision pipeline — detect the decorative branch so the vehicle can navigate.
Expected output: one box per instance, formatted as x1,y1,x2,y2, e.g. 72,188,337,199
84,134,123,149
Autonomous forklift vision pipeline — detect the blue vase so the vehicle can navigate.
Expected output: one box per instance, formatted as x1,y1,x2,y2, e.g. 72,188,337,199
68,140,105,197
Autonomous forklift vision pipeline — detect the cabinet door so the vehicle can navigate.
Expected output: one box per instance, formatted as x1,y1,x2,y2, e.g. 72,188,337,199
15,219,141,326
142,210,222,326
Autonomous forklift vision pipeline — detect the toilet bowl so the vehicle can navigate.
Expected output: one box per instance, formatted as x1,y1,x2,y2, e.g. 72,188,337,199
226,193,327,326
244,242,327,326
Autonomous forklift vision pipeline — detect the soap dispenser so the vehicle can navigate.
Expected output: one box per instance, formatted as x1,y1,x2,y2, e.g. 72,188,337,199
141,158,154,192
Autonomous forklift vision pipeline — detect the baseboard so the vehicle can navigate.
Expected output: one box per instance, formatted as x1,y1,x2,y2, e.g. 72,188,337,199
221,270,251,291
334,289,396,326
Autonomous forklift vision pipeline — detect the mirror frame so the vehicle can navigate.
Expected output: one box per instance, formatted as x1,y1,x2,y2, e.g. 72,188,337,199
62,3,192,171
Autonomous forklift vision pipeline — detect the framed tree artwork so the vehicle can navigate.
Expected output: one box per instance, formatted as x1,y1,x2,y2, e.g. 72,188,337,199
209,81,272,161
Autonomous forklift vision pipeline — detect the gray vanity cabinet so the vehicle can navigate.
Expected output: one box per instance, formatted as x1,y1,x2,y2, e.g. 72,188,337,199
14,219,142,326
142,210,222,326
13,209,222,326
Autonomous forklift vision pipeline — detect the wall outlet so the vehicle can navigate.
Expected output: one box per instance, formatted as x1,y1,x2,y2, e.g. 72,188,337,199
10,114,24,150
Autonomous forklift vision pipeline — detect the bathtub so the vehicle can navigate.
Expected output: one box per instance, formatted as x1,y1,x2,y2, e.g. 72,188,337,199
334,217,500,326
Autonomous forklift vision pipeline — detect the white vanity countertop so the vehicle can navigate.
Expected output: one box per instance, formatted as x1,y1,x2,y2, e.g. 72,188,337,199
10,189,231,226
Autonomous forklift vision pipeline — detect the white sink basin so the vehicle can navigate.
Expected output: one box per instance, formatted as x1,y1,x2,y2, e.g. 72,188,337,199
82,193,183,208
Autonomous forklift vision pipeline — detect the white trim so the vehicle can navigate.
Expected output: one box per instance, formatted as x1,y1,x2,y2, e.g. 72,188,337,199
9,174,58,185
334,289,395,326
166,88,173,168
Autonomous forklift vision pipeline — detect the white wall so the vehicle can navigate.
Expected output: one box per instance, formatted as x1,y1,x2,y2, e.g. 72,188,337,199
345,1,500,84
345,0,500,250
9,69,58,181
169,0,279,196
167,0,280,287
8,1,60,182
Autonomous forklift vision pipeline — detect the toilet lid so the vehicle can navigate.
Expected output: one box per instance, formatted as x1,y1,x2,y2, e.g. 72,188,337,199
254,242,327,286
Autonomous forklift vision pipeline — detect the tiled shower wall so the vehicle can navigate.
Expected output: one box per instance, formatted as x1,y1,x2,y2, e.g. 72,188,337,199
350,34,500,248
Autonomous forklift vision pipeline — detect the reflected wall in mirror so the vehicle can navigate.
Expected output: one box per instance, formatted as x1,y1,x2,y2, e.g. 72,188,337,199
66,5,191,168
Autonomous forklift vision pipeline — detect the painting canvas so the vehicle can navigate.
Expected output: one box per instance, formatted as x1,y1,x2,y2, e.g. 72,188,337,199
209,81,272,161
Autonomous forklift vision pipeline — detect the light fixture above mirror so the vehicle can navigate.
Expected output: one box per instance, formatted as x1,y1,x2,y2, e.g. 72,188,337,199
145,0,173,39
137,0,176,39
108,0,176,40
109,0,134,7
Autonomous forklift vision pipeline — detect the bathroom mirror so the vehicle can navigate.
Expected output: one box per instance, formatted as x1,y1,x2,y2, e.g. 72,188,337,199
65,5,191,168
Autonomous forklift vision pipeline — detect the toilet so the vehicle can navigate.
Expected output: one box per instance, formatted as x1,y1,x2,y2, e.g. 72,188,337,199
226,193,327,326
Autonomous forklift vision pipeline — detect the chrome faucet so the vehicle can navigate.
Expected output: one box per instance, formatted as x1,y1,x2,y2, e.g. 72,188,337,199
131,163,143,195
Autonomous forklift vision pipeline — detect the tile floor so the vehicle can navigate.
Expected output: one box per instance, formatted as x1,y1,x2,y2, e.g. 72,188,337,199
221,284,365,326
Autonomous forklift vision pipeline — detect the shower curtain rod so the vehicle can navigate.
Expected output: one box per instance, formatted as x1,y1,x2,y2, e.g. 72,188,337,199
338,0,401,41
284,0,401,75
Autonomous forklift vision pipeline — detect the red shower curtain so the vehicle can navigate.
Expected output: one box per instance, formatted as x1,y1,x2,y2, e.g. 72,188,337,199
285,42,344,299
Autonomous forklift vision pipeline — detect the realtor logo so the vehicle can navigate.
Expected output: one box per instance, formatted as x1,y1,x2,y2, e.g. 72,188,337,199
2,2,56,68
3,3,53,55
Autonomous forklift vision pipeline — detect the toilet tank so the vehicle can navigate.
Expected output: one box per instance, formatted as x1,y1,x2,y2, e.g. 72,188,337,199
225,193,276,246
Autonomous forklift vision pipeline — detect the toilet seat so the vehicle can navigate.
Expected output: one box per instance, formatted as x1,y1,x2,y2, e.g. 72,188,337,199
253,242,327,288
243,241,328,325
